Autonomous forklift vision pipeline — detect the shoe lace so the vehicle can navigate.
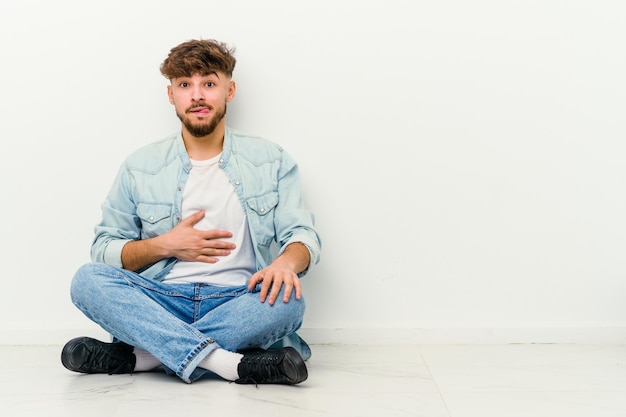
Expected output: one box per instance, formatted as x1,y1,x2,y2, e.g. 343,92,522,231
238,353,283,384
83,345,132,375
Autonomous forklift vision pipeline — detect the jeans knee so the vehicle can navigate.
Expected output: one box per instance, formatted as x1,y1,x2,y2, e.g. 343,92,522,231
70,264,91,305
267,295,306,329
70,263,110,306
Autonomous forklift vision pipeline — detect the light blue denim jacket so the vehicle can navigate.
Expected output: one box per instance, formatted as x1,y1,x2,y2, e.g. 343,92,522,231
91,126,321,281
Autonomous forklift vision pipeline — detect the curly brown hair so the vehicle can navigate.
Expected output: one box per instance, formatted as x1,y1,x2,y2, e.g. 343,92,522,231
160,39,237,79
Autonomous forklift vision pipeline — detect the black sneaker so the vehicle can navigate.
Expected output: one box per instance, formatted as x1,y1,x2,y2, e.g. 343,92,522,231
61,337,136,375
235,347,308,385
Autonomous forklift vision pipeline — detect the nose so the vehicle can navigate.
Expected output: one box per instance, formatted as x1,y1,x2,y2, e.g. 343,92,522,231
190,85,205,102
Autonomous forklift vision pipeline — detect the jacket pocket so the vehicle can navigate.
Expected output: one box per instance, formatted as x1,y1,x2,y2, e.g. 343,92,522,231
246,191,278,246
137,202,173,238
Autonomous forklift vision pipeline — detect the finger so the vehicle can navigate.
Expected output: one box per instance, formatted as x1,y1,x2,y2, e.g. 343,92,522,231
201,229,234,240
203,240,236,250
285,276,302,302
200,246,233,256
267,277,284,305
281,279,293,303
294,278,302,301
248,272,261,291
259,275,273,303
197,256,219,264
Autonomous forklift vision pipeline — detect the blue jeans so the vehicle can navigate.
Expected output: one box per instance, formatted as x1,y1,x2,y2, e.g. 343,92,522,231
70,262,306,383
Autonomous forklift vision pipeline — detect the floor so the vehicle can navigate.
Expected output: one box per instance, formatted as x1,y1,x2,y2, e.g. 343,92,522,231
2,343,626,417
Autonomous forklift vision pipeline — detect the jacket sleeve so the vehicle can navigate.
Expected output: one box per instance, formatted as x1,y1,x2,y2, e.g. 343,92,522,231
90,161,139,267
273,149,322,275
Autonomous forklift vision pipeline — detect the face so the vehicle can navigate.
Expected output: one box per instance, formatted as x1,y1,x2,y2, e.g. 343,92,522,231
167,72,236,138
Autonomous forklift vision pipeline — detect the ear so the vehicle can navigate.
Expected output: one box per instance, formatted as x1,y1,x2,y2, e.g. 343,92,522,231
167,85,174,104
227,80,236,102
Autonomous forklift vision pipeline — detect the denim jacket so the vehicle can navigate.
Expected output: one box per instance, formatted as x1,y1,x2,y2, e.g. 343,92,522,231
91,126,322,281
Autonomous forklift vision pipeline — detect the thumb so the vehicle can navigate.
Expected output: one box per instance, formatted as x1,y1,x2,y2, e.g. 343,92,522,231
182,210,206,226
248,271,262,290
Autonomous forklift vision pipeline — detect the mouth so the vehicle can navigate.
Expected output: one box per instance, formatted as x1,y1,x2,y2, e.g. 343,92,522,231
188,106,211,116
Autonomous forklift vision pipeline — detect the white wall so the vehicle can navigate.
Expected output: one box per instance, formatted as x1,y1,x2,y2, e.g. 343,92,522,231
1,0,625,345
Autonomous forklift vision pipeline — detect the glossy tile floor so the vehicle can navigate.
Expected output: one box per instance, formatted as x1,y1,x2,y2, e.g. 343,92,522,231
2,343,626,416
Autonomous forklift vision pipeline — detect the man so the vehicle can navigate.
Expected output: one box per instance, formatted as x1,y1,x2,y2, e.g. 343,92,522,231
61,39,321,385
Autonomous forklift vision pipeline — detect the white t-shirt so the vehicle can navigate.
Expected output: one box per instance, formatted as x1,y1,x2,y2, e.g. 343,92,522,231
164,154,256,286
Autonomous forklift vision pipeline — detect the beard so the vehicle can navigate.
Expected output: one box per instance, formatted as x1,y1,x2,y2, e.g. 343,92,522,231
177,101,227,138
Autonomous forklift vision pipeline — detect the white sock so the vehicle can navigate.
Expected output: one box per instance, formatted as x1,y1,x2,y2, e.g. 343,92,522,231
133,348,163,372
198,348,243,381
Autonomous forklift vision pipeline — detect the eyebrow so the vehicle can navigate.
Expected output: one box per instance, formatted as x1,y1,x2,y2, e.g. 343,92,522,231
198,72,220,79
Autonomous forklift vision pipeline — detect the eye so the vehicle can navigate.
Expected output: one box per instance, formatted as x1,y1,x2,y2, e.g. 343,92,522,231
205,82,215,87
179,82,189,88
